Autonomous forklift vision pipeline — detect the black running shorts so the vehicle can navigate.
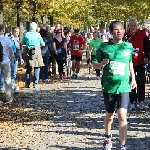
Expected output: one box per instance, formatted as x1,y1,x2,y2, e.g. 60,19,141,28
103,92,129,113
71,55,82,61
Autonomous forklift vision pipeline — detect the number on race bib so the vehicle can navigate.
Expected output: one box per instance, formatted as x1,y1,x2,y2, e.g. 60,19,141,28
109,61,126,75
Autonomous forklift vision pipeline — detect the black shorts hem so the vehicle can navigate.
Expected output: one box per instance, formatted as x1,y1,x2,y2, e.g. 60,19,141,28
103,92,129,113
71,55,82,61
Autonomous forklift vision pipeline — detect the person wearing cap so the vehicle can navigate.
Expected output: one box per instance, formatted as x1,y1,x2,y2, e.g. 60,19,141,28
69,29,86,78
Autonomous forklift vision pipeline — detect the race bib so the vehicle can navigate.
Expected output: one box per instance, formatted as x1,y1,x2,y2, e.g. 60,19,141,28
73,40,79,50
109,61,126,75
133,48,139,56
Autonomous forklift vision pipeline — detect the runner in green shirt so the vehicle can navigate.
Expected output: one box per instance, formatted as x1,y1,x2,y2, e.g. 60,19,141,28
89,32,102,79
93,21,136,150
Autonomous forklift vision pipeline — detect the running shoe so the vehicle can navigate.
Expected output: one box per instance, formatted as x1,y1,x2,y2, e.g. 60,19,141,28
61,75,67,80
129,103,136,111
139,101,146,111
103,137,112,150
120,145,127,150
96,76,100,80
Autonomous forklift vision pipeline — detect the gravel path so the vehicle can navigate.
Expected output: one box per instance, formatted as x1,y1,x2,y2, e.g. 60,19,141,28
0,64,150,150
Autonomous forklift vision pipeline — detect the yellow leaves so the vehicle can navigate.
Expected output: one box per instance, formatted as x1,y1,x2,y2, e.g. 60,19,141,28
2,0,150,27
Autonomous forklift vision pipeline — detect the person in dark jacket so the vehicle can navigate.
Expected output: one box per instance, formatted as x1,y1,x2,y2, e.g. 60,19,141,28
46,25,56,76
124,18,150,111
39,28,51,81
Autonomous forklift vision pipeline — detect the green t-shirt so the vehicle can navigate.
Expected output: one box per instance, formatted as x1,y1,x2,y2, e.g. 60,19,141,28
93,41,133,94
22,30,44,49
89,38,102,55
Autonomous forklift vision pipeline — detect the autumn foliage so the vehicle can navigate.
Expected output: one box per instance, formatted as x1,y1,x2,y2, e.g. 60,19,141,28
2,0,150,28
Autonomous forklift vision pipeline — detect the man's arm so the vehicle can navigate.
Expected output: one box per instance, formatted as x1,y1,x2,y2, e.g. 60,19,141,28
64,42,67,54
8,47,14,59
129,61,135,80
93,62,103,69
83,43,86,50
129,61,136,89
82,36,86,50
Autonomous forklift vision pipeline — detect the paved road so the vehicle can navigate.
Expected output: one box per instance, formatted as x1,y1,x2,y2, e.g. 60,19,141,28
0,66,150,150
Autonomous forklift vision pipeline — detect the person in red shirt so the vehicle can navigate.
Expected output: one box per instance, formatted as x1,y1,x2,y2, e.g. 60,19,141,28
124,18,150,111
69,29,86,78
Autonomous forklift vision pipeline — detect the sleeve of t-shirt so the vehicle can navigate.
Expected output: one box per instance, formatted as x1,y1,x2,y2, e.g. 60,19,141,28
7,37,12,48
93,46,103,63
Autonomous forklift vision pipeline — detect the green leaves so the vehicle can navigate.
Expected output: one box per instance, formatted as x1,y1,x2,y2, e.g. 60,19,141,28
2,0,150,28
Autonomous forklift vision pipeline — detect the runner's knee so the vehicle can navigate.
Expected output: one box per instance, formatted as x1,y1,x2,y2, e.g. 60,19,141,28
105,112,114,121
117,108,127,122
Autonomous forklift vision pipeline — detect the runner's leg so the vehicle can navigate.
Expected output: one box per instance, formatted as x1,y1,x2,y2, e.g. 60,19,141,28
103,92,116,136
71,55,76,73
117,92,129,146
76,56,82,74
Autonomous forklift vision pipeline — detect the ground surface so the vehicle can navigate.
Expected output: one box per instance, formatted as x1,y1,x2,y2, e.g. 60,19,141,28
0,56,150,150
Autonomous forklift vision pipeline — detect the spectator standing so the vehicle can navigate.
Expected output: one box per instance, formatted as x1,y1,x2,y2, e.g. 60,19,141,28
0,24,14,102
11,27,24,92
124,18,150,111
46,25,56,76
53,29,67,80
39,28,51,81
22,22,45,88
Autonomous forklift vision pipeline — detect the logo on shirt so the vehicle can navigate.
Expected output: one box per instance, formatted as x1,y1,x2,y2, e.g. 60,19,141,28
73,40,79,50
122,50,130,57
133,48,139,56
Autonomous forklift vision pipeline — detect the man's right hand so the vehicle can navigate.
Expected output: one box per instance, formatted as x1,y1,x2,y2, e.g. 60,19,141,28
101,59,109,67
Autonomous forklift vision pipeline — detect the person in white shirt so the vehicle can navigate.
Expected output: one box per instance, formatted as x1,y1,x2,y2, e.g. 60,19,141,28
11,27,24,92
99,25,109,40
0,24,14,102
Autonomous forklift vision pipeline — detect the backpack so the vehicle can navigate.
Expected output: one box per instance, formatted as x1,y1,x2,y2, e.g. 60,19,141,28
0,42,3,62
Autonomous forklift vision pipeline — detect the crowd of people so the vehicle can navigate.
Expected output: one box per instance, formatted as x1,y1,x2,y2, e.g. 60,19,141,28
0,17,150,150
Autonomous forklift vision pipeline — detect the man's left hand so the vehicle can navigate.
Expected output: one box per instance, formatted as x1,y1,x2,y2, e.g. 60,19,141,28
130,79,137,89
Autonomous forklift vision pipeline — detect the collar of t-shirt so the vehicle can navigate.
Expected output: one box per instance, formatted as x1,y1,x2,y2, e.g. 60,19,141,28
29,29,36,32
